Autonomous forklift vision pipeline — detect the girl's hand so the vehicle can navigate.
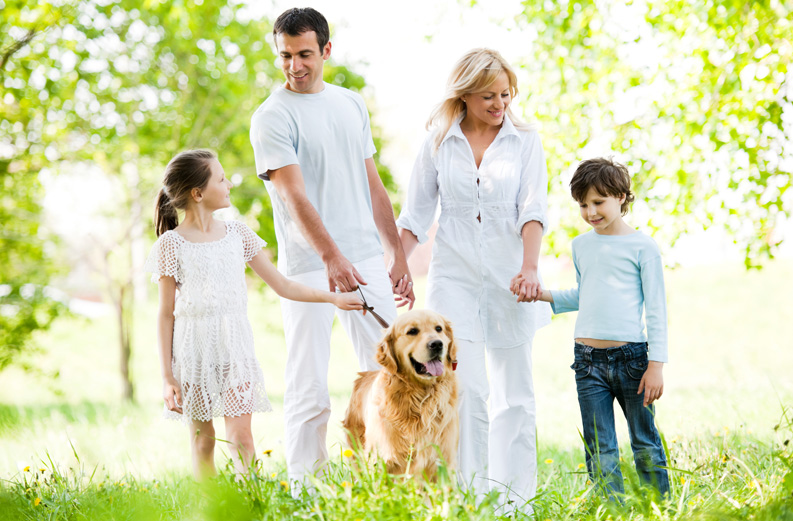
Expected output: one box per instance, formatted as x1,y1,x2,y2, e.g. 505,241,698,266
163,376,183,414
333,292,364,311
510,268,541,302
638,361,664,407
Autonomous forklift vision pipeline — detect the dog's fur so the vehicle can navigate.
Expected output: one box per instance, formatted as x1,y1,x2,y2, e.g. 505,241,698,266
343,309,459,479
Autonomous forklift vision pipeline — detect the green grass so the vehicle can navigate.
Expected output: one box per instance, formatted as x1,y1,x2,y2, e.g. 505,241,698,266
0,260,792,518
1,414,792,520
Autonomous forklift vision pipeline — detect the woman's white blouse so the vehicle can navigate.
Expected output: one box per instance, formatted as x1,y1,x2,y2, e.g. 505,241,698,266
397,117,551,347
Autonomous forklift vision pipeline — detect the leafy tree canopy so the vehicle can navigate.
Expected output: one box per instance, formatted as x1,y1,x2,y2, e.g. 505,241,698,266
511,0,792,266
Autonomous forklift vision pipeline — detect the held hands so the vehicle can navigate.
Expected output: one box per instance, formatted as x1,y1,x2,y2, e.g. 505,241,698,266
638,361,664,407
388,257,415,309
163,375,183,414
325,253,367,293
509,269,541,303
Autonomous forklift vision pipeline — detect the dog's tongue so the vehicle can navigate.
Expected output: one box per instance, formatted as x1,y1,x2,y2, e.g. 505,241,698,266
425,360,444,377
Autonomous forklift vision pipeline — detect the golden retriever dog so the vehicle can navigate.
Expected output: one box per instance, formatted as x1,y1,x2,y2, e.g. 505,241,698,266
343,309,458,480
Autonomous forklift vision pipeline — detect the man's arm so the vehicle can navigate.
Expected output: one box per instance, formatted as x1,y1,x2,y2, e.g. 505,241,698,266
365,157,414,307
269,164,366,292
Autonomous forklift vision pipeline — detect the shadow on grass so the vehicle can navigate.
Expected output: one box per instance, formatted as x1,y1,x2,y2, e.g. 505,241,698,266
0,401,141,435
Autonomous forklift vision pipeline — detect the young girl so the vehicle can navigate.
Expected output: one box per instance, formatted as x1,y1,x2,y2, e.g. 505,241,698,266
145,149,363,479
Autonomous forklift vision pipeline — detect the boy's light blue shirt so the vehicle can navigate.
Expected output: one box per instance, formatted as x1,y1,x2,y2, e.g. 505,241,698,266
551,230,668,362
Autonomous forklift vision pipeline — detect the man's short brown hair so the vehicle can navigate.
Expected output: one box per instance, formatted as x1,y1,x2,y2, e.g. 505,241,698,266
570,157,635,215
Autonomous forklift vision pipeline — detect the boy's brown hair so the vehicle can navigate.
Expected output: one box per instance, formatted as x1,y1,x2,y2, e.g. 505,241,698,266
570,157,635,215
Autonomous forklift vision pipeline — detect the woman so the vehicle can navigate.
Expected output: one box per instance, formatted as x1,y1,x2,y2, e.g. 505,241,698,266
396,48,551,509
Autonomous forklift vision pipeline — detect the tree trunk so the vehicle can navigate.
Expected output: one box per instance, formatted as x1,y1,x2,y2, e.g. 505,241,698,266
117,285,134,401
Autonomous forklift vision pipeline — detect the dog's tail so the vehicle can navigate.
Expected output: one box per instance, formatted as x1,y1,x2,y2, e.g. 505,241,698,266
342,371,379,451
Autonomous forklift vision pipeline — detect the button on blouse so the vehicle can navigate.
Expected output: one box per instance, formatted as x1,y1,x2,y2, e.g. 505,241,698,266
396,116,551,348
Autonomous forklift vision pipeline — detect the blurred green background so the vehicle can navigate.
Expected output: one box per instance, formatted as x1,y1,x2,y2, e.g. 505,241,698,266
1,0,792,485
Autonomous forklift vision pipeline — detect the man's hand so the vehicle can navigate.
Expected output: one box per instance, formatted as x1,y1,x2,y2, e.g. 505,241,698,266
637,361,664,407
388,256,415,309
325,253,366,293
510,268,541,303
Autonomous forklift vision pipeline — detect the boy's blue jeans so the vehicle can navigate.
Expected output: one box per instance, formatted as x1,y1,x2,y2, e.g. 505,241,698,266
572,342,670,499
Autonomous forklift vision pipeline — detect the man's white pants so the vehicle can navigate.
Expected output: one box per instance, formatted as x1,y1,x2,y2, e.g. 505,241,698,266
456,333,537,510
280,255,396,486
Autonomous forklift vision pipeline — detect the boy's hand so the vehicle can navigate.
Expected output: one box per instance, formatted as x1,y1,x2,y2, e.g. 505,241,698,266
637,361,664,407
333,292,365,311
510,269,541,302
163,376,183,414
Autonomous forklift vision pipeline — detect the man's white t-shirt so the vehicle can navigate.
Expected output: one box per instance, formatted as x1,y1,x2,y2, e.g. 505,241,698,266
250,83,383,276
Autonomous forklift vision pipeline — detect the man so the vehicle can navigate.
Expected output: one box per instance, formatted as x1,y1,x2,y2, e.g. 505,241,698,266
249,7,414,488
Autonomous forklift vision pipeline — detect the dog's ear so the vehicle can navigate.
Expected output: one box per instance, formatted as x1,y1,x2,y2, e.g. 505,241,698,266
444,317,457,365
376,325,398,375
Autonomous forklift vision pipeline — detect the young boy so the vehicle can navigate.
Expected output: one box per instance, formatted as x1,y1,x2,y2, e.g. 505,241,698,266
526,157,670,499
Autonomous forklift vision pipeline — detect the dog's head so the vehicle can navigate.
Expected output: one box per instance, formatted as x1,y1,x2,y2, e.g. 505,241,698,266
376,309,457,384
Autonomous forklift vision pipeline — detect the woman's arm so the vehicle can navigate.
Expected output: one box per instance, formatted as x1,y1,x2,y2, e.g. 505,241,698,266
157,276,182,414
511,220,543,302
247,251,363,310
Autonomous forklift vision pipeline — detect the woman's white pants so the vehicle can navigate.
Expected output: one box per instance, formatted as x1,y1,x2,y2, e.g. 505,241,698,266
456,335,537,510
278,255,396,489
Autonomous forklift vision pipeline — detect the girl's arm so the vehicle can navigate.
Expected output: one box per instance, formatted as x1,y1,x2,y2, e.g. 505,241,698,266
157,276,182,414
247,252,364,310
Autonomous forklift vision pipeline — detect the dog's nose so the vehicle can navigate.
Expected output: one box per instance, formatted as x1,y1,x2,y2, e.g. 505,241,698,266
428,339,444,354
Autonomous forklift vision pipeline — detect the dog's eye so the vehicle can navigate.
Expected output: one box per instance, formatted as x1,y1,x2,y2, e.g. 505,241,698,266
435,325,443,332
407,327,419,335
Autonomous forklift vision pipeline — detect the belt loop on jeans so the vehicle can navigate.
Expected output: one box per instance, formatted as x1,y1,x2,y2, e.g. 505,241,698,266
584,345,593,363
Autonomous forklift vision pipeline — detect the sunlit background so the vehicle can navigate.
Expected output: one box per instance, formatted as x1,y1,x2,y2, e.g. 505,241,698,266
1,0,791,489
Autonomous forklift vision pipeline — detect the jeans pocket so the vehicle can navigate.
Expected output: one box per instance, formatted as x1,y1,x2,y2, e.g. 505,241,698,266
626,358,648,380
570,361,592,379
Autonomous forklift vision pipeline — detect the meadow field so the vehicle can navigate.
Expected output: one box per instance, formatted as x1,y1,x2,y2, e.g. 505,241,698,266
1,260,792,520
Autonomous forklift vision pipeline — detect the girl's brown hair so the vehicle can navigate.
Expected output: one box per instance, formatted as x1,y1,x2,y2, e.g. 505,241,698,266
154,149,216,236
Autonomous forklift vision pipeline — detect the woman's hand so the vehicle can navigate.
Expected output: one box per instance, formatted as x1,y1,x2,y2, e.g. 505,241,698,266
510,268,541,302
163,375,183,414
333,292,365,311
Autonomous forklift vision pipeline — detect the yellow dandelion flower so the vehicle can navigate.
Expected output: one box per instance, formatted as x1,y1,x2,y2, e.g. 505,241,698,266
341,481,351,488
689,479,695,486
586,480,592,486
39,468,46,473
680,477,686,485
280,480,289,490
577,463,586,470
544,458,553,464
33,498,41,506
467,505,474,511
271,472,277,478
24,466,30,472
343,449,354,458
263,449,273,456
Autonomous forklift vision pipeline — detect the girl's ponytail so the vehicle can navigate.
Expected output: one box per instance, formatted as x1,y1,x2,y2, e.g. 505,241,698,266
155,188,178,236
154,149,216,236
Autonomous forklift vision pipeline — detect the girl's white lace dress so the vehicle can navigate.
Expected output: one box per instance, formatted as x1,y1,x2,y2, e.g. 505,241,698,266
144,220,272,423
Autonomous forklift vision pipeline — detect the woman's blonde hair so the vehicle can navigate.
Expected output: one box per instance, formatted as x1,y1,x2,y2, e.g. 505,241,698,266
428,48,529,151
